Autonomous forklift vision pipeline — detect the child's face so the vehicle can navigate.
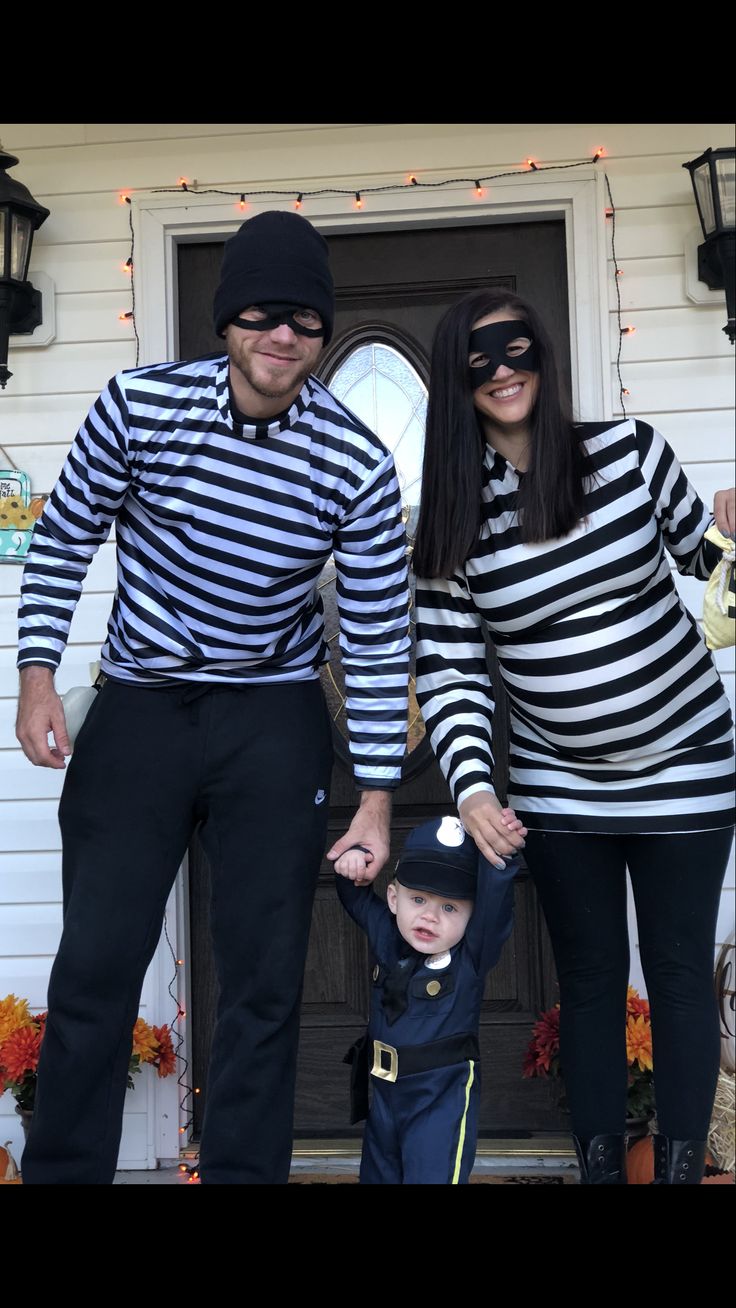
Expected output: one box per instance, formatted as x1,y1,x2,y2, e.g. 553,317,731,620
387,881,474,954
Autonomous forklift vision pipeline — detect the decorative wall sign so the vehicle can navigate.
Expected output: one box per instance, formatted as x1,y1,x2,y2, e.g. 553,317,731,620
715,929,735,1074
0,470,46,563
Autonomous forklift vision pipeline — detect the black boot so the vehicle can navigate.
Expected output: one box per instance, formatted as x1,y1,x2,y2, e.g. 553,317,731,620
651,1136,706,1184
573,1134,627,1184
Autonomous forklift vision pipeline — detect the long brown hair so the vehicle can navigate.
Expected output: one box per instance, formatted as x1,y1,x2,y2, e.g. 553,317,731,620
413,289,590,578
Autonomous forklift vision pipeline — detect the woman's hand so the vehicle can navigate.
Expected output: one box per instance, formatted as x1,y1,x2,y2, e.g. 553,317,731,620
713,488,735,539
459,791,527,868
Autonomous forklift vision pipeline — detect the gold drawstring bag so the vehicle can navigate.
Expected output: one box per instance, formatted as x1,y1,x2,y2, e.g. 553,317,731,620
703,525,735,650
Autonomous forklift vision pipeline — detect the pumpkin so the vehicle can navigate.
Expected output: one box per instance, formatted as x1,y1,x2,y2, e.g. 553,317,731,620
0,1141,20,1182
627,1136,727,1184
29,496,47,519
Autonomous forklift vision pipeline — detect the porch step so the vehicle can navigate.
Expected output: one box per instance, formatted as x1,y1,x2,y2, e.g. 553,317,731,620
289,1135,577,1178
111,1134,579,1182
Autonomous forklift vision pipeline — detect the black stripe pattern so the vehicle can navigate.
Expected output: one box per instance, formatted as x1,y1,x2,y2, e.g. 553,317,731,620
18,356,411,788
415,420,735,832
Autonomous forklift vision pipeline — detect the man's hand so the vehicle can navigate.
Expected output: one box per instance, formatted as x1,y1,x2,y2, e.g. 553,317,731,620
713,488,735,539
327,789,392,884
16,666,70,768
459,791,527,868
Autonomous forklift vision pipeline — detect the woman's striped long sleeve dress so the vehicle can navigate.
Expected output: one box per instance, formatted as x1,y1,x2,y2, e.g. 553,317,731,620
415,419,734,833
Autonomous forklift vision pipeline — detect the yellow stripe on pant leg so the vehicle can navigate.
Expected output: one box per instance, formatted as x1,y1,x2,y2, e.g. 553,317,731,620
451,1060,475,1185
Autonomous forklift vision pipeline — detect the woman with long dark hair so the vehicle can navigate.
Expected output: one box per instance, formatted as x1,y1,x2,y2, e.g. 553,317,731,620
414,288,735,1184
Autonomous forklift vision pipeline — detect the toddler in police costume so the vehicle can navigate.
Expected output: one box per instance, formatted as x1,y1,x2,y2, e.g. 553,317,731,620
335,816,520,1184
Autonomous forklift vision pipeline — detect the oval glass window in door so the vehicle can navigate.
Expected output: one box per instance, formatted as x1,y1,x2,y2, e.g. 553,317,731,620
329,342,425,523
318,339,429,779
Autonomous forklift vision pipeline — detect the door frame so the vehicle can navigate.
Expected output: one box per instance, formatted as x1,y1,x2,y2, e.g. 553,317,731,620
132,169,611,1156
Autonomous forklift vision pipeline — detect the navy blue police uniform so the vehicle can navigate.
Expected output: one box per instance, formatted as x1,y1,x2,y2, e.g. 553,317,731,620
336,817,519,1184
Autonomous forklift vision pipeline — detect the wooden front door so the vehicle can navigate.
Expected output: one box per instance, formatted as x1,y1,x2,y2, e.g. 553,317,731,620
178,219,569,1139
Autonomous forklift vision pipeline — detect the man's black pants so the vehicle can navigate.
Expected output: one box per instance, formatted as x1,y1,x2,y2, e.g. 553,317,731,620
21,677,334,1184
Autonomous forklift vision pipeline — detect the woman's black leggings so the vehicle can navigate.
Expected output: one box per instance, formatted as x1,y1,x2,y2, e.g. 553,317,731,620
522,827,733,1141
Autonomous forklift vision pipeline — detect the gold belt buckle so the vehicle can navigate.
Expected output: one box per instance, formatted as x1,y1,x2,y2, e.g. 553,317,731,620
371,1039,399,1083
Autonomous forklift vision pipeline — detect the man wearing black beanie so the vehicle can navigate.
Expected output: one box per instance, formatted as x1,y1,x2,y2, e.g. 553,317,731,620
214,211,336,416
214,210,335,340
17,209,411,1186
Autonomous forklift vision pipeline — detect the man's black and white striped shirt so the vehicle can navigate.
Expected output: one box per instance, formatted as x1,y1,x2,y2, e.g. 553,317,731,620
18,355,411,788
415,420,734,833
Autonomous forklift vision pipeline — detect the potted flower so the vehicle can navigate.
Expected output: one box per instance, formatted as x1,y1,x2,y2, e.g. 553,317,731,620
0,993,176,1138
523,984,655,1128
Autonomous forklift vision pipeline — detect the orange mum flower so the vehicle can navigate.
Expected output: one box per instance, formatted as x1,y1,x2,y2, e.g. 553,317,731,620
1,1024,42,1081
131,1018,160,1065
0,994,32,1044
152,1025,176,1078
626,986,650,1019
626,1013,653,1072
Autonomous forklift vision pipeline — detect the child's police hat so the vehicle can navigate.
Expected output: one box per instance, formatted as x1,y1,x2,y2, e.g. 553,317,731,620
395,816,478,900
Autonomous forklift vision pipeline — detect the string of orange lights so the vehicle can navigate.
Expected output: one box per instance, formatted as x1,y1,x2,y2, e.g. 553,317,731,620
116,149,630,405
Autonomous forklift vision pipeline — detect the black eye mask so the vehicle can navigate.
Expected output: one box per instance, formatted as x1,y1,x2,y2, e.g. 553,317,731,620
230,302,324,338
467,319,539,389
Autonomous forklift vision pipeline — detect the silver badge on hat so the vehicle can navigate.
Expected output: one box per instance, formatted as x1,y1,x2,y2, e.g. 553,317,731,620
436,816,465,848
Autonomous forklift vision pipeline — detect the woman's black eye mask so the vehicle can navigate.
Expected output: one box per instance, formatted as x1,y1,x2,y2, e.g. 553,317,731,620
468,320,539,389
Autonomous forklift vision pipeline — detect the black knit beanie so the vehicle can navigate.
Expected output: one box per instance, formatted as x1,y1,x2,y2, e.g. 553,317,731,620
213,210,335,344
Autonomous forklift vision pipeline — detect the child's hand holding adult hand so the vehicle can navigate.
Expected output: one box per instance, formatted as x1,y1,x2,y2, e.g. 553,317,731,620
333,844,374,885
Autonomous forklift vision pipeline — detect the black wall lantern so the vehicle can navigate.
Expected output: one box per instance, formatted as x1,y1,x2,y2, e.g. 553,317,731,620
0,146,50,389
683,146,735,344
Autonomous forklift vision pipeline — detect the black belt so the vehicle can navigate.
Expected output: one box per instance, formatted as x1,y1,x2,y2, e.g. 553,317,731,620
343,1032,480,1124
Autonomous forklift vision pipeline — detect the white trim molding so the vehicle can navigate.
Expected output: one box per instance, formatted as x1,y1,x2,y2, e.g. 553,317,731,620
152,876,188,1164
